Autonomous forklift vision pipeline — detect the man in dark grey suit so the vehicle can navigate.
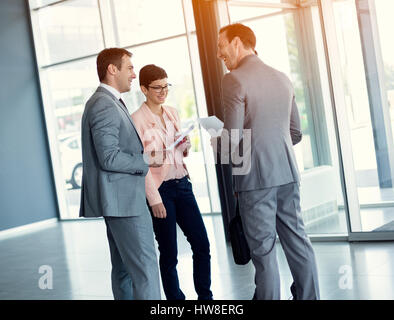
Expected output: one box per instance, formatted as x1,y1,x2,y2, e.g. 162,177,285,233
216,24,320,300
79,48,161,299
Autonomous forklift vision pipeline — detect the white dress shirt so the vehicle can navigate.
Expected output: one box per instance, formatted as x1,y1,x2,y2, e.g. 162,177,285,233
99,83,121,100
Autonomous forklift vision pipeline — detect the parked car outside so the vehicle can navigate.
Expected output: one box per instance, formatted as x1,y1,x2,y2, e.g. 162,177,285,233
59,133,82,189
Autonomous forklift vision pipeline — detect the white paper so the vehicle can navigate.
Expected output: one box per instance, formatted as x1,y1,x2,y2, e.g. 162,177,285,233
166,124,195,151
198,116,224,137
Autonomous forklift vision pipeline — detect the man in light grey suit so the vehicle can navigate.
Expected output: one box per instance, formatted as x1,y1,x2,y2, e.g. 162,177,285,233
216,23,320,300
79,48,161,300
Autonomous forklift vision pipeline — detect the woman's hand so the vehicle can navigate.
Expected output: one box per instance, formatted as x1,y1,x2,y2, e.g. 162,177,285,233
183,136,191,156
176,135,191,156
151,202,167,218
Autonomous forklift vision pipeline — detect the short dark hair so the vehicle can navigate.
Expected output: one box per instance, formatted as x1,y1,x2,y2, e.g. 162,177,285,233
219,23,256,49
96,48,132,81
139,64,168,88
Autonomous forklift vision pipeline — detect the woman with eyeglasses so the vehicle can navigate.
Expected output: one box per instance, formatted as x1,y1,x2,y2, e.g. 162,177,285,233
131,64,213,300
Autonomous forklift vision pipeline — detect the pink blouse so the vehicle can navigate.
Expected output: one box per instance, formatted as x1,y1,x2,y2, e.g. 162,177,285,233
131,102,190,206
150,110,188,181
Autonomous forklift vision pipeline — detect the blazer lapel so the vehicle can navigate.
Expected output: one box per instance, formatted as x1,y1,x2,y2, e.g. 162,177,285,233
96,86,143,146
141,103,167,146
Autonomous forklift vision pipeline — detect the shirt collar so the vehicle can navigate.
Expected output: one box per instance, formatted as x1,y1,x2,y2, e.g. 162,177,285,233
99,83,121,100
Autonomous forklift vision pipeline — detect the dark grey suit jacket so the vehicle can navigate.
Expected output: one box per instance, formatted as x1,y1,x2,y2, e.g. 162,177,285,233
221,54,302,192
79,86,149,217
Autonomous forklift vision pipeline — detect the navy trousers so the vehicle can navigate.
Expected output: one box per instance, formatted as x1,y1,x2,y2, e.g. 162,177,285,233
149,176,213,300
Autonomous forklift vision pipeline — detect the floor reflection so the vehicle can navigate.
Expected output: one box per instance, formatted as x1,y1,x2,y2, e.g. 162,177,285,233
0,215,394,299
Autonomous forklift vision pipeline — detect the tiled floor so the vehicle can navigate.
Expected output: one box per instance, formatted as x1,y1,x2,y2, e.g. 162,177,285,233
0,215,394,300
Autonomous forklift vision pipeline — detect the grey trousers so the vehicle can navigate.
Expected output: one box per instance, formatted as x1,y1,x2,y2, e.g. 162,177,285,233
238,182,320,300
104,214,161,300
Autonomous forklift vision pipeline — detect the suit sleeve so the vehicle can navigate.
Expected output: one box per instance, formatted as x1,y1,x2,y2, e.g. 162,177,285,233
221,73,245,152
131,112,163,207
290,95,303,145
89,100,147,174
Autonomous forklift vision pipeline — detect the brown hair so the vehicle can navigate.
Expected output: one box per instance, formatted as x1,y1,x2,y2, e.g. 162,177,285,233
139,64,168,88
96,48,132,81
219,23,256,49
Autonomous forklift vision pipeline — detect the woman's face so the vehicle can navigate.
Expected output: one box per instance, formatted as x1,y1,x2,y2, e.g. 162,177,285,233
142,78,169,105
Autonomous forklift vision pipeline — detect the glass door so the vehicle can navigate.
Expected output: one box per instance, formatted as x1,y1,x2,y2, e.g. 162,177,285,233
321,0,394,239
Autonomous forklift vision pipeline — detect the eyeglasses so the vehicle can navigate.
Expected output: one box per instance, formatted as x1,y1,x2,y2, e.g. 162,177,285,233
148,83,172,93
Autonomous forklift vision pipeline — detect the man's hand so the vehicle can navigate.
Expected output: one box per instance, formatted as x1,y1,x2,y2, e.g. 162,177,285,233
151,202,167,218
144,149,167,167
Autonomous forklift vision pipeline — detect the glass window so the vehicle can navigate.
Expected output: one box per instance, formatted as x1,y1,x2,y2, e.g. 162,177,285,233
40,58,97,218
375,0,394,139
332,0,394,232
112,0,186,47
29,0,61,10
68,139,79,149
44,58,97,135
29,0,221,218
228,5,283,22
228,0,296,4
123,37,195,114
30,0,104,66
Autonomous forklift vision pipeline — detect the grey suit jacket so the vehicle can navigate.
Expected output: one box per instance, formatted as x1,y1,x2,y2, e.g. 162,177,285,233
79,86,149,218
221,54,302,192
